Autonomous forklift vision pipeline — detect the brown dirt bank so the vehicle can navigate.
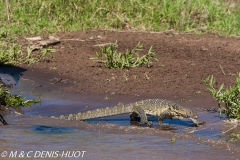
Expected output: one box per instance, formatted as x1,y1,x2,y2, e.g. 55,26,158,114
21,30,240,98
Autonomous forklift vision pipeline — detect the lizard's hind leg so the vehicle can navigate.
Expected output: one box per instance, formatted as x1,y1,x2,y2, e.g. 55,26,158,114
157,111,171,127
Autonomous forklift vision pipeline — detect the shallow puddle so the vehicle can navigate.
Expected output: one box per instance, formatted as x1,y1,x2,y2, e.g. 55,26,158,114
1,115,240,160
0,66,240,159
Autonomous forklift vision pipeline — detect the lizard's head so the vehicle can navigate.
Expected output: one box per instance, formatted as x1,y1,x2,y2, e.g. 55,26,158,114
170,104,204,126
183,108,198,119
172,105,198,119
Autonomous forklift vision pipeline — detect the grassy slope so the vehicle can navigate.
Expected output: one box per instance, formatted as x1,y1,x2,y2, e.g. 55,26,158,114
0,0,239,64
0,0,240,36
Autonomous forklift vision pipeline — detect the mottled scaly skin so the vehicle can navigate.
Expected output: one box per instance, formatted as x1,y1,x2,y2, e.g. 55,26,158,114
52,99,204,127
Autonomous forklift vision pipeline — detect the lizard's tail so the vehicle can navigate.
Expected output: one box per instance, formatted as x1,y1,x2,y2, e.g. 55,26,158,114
51,104,132,121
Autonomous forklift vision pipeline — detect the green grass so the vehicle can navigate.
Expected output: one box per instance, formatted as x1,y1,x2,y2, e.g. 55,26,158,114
0,0,240,36
0,85,41,108
91,42,158,69
230,133,240,140
203,73,240,119
0,0,240,65
0,40,55,65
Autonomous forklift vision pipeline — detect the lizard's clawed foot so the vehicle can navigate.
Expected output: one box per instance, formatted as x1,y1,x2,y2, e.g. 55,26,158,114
190,118,206,127
147,121,153,127
193,120,206,127
140,121,153,127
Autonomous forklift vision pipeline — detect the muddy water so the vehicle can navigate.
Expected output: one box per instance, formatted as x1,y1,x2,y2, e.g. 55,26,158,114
0,66,240,159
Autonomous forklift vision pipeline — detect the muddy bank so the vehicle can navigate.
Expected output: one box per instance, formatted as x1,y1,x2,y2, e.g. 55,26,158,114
1,30,240,159
20,30,240,97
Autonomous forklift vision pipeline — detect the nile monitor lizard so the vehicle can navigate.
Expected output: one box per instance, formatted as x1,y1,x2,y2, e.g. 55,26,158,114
51,99,205,127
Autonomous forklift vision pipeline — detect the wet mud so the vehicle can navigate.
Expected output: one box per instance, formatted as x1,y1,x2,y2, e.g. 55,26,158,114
0,66,240,159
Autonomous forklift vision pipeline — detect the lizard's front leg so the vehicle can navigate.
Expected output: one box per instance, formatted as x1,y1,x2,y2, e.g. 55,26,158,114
157,111,171,127
133,106,152,127
130,112,140,121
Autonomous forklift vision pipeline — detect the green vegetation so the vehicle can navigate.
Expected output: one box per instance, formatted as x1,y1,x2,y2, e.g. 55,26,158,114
0,41,55,65
0,86,41,108
203,73,240,119
91,42,158,69
0,41,22,64
230,133,240,140
1,0,240,36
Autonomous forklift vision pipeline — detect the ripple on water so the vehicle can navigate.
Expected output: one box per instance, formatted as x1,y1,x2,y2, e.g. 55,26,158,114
31,125,77,133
